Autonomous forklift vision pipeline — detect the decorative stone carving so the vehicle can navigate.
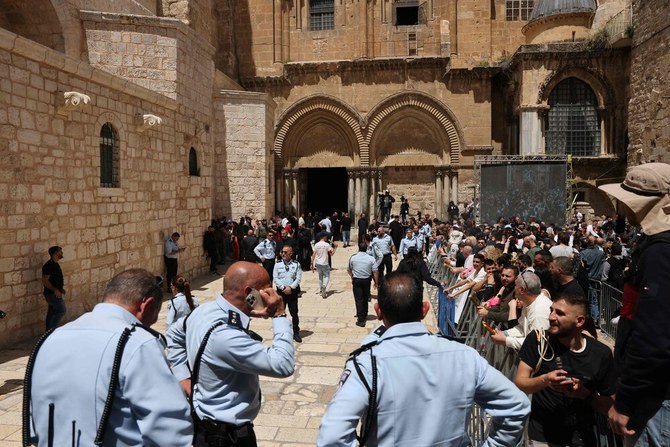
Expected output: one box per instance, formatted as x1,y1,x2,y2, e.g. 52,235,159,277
135,113,163,133
57,91,91,116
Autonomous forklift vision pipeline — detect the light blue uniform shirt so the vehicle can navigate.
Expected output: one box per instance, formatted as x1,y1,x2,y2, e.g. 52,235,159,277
318,322,530,447
366,243,383,269
371,234,394,256
273,259,302,289
166,292,200,329
165,238,180,259
166,295,295,425
348,252,377,279
421,223,432,240
29,303,193,447
399,235,418,257
253,238,276,260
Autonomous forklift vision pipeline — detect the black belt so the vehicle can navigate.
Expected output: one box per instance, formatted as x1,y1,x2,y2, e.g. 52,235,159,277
199,418,253,437
352,277,372,281
382,253,392,257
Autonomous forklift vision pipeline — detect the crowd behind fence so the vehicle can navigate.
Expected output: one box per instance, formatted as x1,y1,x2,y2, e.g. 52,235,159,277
425,250,624,447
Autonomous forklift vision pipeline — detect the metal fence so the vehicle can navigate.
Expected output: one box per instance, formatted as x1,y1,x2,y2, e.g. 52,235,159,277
425,251,623,446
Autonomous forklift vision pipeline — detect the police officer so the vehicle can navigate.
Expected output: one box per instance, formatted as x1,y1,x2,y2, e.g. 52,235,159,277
363,233,383,269
318,272,530,446
370,226,397,280
253,230,276,280
398,228,419,258
166,261,295,447
348,242,378,327
273,246,303,342
26,269,193,446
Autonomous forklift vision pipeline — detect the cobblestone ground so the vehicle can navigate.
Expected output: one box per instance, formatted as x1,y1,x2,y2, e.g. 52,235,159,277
0,244,436,446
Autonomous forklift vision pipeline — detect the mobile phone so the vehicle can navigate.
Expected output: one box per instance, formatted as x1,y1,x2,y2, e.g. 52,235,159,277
482,321,496,335
245,288,264,310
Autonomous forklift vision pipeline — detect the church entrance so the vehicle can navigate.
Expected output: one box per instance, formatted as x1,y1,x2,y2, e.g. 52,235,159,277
301,167,348,215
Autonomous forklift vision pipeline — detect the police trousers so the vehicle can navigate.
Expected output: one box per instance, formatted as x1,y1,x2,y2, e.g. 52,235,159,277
352,277,372,323
195,419,257,447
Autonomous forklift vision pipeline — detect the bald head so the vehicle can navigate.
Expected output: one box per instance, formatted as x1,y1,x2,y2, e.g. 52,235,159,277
223,262,272,315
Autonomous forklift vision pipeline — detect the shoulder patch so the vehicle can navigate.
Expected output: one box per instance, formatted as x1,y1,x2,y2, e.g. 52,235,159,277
373,325,386,336
228,310,243,328
338,369,351,389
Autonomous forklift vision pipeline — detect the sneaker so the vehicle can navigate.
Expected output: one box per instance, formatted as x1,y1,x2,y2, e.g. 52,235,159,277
293,332,302,343
355,320,366,327
321,288,327,299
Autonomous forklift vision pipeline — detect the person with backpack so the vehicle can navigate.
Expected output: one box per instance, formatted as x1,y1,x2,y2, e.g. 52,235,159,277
601,242,626,291
600,163,670,445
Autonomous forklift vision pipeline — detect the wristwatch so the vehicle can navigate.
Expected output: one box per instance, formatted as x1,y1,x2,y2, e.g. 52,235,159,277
272,313,287,318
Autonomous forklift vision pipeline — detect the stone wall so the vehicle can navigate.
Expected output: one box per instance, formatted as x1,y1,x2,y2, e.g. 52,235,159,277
628,0,670,163
0,25,215,347
212,90,276,220
385,168,437,218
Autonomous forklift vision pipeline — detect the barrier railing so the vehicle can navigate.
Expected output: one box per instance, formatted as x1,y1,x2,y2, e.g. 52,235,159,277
425,253,622,447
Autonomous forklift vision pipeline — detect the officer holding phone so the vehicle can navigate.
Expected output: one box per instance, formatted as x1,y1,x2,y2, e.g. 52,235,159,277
166,261,295,447
273,246,303,342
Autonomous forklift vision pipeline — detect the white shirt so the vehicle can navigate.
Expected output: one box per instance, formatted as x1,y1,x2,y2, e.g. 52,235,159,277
505,292,552,350
314,240,332,266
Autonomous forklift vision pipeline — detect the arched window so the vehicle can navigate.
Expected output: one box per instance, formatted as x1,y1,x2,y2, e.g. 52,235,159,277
545,78,600,157
189,147,199,176
100,123,119,187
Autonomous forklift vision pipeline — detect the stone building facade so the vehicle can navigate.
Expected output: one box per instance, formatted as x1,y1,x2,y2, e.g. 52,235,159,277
0,0,661,346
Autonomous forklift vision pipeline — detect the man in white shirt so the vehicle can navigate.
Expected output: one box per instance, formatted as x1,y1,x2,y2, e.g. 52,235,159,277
311,232,335,298
490,271,552,351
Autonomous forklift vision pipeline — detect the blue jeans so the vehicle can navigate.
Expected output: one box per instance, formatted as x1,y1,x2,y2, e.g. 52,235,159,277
625,400,670,447
44,293,66,331
316,264,330,291
342,231,350,246
588,286,600,322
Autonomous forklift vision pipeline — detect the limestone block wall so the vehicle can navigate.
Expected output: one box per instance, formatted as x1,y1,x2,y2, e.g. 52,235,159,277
385,168,437,217
0,29,214,347
213,91,276,220
627,0,670,163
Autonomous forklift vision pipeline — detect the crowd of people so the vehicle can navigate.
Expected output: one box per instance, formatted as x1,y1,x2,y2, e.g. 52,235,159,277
24,163,670,447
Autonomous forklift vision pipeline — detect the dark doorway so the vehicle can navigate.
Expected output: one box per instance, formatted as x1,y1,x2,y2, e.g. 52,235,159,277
303,167,348,216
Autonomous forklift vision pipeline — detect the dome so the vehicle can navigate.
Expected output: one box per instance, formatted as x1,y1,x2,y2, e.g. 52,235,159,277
529,0,597,22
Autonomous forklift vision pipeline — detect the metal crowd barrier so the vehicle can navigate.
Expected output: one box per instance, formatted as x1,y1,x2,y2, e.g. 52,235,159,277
425,253,622,447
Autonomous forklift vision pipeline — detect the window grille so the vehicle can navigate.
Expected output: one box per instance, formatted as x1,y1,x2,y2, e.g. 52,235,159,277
189,147,199,176
310,0,334,31
545,78,601,157
100,123,119,187
506,0,534,21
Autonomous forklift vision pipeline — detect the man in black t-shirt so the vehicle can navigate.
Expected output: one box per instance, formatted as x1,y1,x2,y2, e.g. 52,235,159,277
514,294,615,446
41,245,66,331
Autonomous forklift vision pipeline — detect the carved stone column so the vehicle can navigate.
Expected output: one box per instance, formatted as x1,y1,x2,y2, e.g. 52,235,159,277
361,170,369,217
435,169,443,220
290,170,298,215
275,170,284,213
283,171,291,214
451,172,458,204
442,170,451,220
347,169,356,215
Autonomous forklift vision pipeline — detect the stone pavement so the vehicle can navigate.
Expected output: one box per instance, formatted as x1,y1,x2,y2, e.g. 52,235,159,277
0,244,436,446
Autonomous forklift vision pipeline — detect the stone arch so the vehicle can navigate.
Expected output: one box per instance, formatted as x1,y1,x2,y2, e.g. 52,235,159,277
365,91,464,164
537,66,614,110
274,95,364,168
0,0,66,52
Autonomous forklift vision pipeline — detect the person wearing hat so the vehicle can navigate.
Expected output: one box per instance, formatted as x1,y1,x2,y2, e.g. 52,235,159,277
600,163,670,445
380,189,395,222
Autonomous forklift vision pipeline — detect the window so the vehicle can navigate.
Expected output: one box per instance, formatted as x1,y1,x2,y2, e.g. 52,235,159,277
545,78,601,157
310,0,334,31
506,0,534,21
395,0,419,26
189,147,199,176
100,123,119,187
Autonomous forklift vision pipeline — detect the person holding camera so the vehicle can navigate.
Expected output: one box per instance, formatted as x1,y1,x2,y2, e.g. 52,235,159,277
167,261,295,447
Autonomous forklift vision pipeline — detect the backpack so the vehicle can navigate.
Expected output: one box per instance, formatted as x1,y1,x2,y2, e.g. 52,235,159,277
606,257,627,291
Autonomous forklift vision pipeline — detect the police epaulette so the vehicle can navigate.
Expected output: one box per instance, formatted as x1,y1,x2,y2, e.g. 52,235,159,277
136,323,167,345
227,310,243,329
348,340,378,358
373,325,386,336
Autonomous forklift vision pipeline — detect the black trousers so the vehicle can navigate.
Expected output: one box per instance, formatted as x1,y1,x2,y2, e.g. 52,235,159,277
261,259,275,282
165,256,178,290
278,287,300,333
195,420,257,447
352,277,372,322
378,254,393,279
207,249,218,272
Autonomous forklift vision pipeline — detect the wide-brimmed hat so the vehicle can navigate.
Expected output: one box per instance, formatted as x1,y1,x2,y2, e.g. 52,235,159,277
599,163,670,235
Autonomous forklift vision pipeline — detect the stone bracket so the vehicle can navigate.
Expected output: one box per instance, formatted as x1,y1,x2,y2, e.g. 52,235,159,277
56,91,91,116
135,113,163,133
